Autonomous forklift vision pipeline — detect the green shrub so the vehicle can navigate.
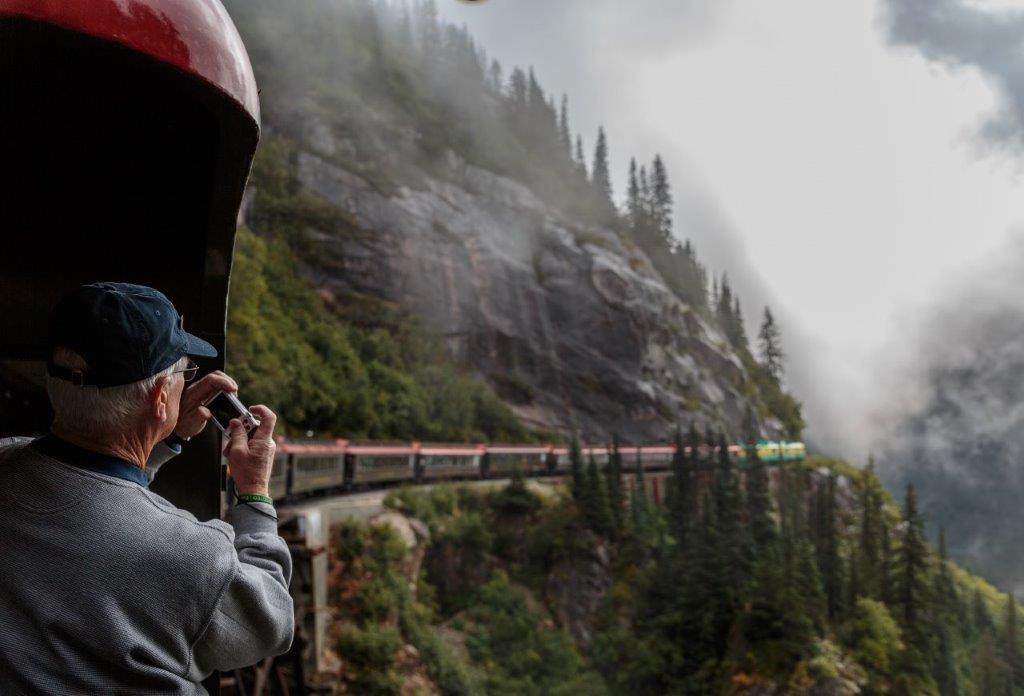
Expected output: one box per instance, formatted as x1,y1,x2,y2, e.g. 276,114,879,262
227,225,528,441
335,623,403,694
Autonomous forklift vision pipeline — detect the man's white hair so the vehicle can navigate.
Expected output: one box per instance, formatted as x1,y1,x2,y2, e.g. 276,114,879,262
46,348,188,438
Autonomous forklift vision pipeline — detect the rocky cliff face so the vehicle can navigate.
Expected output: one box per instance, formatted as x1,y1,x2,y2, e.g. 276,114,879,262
248,114,782,442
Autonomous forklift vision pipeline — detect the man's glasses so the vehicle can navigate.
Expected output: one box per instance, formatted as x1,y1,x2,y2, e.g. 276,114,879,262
172,358,199,382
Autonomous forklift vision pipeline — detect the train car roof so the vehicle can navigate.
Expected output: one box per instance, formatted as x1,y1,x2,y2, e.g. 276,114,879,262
347,443,417,456
486,445,550,454
279,442,346,455
418,444,484,456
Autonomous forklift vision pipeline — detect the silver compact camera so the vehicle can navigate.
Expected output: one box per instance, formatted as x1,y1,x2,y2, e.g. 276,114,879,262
202,390,261,437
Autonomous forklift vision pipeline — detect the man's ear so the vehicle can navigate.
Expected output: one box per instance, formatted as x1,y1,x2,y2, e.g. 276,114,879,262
150,375,171,422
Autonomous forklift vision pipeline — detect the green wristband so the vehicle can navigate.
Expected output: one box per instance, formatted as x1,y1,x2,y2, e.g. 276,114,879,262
237,493,274,506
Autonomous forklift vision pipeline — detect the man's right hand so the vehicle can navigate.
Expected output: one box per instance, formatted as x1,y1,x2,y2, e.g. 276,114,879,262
222,405,277,498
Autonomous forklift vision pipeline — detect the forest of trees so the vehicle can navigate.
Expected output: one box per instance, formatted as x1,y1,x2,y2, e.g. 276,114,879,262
561,433,1024,694
329,439,1022,694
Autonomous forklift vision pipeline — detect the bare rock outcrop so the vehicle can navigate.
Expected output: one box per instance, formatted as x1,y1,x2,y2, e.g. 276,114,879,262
274,119,782,442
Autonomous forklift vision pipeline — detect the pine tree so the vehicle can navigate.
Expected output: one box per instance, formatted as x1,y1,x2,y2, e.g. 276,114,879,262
1005,594,1020,689
973,588,993,633
632,448,650,534
650,154,672,243
733,297,749,349
880,519,894,606
415,0,441,53
690,491,732,662
569,431,584,501
746,443,775,550
976,633,1008,696
714,433,748,603
558,95,571,155
933,627,960,696
583,453,613,535
668,426,690,546
794,538,827,632
933,526,958,620
859,457,882,598
488,59,502,93
607,435,625,532
574,135,587,179
758,306,784,381
591,126,613,209
899,483,927,629
626,158,641,230
717,274,734,328
507,66,528,107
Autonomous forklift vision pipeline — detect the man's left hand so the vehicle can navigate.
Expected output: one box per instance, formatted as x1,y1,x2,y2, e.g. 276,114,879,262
175,370,238,440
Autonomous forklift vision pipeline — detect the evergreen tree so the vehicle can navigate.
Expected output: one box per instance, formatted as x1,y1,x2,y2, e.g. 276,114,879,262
507,66,527,108
746,443,775,550
758,306,784,381
817,475,843,620
859,457,882,598
415,0,441,53
899,483,928,629
607,436,625,532
668,426,690,546
973,588,993,633
1005,594,1020,689
569,431,584,501
732,297,749,349
650,154,672,243
591,126,613,210
626,158,641,231
714,433,749,603
683,491,730,668
793,538,827,633
558,94,571,153
933,627,959,696
880,519,894,606
583,453,614,535
975,633,1009,696
574,135,587,179
848,554,862,610
488,59,502,93
632,448,649,533
933,526,958,622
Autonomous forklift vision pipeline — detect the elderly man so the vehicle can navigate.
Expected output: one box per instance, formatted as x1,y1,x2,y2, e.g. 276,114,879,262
0,282,294,693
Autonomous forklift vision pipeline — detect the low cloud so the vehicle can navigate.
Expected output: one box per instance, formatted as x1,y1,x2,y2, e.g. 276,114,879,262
882,0,1024,153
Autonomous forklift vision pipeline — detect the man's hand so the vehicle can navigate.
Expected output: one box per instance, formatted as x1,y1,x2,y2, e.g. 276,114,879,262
175,371,238,440
223,405,277,497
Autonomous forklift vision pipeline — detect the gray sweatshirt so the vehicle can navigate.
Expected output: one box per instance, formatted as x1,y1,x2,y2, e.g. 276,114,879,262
0,436,294,694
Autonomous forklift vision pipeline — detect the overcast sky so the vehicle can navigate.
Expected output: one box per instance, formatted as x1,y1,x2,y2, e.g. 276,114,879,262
440,0,1024,458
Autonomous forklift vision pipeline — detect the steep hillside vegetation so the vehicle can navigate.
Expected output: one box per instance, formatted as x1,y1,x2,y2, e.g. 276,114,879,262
321,446,1023,694
224,0,803,442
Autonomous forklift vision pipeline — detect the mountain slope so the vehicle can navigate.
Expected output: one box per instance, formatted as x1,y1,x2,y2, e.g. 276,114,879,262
226,0,801,442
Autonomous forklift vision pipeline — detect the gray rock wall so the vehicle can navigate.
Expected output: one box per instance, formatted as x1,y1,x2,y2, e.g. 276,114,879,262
260,127,780,442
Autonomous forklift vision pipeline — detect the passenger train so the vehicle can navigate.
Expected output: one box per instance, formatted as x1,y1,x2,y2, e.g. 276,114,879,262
269,438,808,500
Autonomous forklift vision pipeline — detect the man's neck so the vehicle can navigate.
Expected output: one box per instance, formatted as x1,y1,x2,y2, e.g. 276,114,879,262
50,424,152,470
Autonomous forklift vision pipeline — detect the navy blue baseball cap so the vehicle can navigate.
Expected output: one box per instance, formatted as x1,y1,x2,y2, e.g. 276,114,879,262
47,282,217,388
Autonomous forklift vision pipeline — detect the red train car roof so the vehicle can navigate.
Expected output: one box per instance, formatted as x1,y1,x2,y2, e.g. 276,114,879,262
419,444,485,456
0,0,259,124
347,444,417,456
486,445,550,455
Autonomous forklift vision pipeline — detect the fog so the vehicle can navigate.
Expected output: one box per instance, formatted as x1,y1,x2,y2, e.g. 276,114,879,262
438,0,1024,588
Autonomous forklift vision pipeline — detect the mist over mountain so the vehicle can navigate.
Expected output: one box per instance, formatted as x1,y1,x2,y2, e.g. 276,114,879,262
223,0,803,443
870,233,1024,594
870,0,1024,594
